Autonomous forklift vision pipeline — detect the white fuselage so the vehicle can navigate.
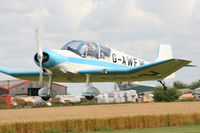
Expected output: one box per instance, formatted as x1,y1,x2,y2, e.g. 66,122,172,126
50,48,148,75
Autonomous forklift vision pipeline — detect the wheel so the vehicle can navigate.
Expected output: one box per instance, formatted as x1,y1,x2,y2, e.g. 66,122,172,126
41,96,51,101
85,96,94,100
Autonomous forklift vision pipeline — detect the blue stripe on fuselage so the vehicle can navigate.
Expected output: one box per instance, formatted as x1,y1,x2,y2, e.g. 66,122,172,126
37,49,131,69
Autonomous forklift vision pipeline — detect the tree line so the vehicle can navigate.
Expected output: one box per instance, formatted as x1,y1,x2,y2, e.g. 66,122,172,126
173,80,200,90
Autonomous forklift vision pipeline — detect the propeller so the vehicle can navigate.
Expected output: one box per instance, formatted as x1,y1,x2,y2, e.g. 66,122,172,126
35,29,43,86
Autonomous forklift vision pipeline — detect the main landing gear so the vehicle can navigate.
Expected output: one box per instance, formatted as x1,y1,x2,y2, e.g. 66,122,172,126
158,80,168,91
38,74,56,101
82,74,100,100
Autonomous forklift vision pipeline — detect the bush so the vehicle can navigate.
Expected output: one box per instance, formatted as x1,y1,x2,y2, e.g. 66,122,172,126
153,86,180,102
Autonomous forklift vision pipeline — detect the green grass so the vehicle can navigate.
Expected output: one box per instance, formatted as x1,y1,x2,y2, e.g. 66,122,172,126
3,125,200,133
84,125,200,133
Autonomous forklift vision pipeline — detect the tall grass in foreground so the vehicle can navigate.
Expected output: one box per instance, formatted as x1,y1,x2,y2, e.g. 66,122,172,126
1,113,200,133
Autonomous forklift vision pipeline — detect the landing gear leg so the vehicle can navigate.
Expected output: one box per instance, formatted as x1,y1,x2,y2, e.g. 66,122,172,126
82,74,100,101
48,74,53,95
85,74,94,100
86,74,91,87
42,74,53,101
39,74,56,101
158,80,167,91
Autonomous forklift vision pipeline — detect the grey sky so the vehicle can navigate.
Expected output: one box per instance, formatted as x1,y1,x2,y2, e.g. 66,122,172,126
0,0,199,94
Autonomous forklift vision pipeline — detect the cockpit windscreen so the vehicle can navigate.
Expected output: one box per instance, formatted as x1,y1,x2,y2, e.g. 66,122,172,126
61,40,99,58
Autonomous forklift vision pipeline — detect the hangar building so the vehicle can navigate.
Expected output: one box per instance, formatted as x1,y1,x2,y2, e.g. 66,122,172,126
116,82,156,93
0,80,67,96
122,85,156,93
0,86,9,95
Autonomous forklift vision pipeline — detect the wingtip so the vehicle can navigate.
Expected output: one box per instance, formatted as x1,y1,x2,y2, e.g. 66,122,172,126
186,64,197,67
0,67,15,74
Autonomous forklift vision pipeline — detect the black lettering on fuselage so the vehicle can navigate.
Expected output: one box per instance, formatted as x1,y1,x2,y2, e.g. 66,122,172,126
122,56,126,65
112,53,117,63
127,57,133,66
112,53,145,67
133,58,137,67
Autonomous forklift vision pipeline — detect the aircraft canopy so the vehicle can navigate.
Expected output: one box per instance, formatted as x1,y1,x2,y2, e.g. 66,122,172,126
61,40,111,59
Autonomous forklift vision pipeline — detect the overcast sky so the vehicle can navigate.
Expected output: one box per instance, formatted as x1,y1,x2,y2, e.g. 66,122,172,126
0,0,199,94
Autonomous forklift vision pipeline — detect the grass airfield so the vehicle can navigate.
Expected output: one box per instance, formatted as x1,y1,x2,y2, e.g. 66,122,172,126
1,102,200,133
1,102,200,123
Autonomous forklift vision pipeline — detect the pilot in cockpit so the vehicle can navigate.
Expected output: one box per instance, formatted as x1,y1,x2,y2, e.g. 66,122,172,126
87,43,98,57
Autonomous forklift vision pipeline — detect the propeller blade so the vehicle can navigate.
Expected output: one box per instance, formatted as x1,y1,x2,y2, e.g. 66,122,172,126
36,29,43,60
35,29,43,85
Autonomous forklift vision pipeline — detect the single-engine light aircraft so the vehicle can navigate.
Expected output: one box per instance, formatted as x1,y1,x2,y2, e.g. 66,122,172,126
0,34,193,101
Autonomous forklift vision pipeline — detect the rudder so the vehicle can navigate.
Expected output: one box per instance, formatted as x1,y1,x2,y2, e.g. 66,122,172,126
156,44,173,61
156,44,175,79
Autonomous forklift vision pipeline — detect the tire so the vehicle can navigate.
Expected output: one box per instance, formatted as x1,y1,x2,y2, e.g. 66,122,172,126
85,96,94,100
41,96,51,101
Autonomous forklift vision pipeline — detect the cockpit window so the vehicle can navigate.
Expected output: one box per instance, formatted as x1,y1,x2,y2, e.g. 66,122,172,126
61,40,99,59
85,42,99,58
100,45,111,59
61,41,86,57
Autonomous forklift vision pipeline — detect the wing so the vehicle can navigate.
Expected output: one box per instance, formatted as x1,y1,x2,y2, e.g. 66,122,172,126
0,68,48,81
0,58,193,83
78,59,193,82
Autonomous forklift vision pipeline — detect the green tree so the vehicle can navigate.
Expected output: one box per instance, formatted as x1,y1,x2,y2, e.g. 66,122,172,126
153,86,180,102
173,81,188,89
189,80,200,90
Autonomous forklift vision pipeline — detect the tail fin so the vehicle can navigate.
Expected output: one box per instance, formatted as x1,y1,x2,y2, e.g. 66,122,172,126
156,44,173,61
156,44,175,79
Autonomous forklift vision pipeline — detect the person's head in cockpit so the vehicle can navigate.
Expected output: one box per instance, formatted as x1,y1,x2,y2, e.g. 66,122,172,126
87,43,97,57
